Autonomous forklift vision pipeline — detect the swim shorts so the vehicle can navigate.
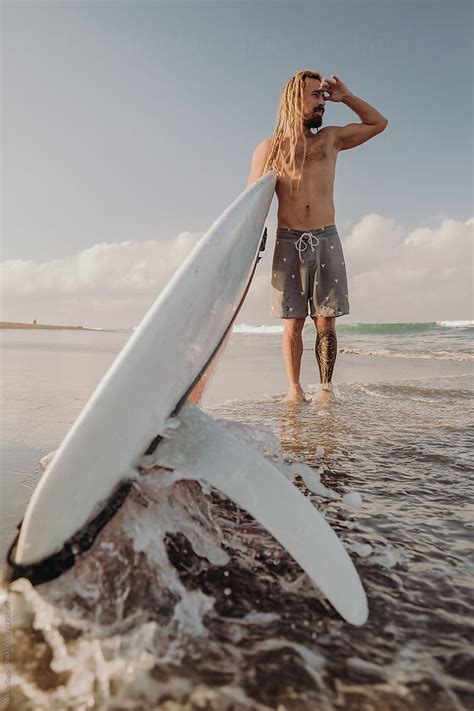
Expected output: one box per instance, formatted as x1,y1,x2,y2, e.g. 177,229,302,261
271,224,350,319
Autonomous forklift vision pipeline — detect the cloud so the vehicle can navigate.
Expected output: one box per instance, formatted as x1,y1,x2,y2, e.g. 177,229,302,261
1,217,472,327
1,233,202,296
337,214,473,321
0,232,203,327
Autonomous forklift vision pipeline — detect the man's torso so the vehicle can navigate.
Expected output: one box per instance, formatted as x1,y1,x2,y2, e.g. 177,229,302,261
275,126,338,230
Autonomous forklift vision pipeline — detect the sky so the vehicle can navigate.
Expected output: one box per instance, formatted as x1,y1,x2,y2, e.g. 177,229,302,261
1,0,472,327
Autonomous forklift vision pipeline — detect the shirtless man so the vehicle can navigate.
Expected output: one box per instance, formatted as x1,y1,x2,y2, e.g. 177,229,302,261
247,71,388,402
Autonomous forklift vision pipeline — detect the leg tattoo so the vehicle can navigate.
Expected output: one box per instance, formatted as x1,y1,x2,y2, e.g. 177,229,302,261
315,328,338,384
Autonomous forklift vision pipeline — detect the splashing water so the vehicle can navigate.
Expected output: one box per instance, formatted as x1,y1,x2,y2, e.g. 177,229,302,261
1,373,473,710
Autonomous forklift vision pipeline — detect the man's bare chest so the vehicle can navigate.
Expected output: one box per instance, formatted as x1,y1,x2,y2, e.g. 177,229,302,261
294,140,329,163
281,131,336,174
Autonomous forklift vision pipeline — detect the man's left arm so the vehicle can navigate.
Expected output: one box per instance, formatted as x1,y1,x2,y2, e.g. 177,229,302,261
320,75,388,151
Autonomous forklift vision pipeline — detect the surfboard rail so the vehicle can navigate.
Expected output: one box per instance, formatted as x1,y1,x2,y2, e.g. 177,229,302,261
7,172,277,573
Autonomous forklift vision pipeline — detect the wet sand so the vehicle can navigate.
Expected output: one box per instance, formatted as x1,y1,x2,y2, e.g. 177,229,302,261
201,332,472,407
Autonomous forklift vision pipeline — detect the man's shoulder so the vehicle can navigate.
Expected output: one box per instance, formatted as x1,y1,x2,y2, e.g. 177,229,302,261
251,137,273,159
259,136,273,149
321,125,339,135
319,125,340,147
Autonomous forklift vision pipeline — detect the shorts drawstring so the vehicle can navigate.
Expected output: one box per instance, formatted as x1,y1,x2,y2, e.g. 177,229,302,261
294,232,320,263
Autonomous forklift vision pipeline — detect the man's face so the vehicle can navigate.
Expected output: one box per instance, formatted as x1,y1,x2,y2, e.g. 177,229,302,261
301,78,326,130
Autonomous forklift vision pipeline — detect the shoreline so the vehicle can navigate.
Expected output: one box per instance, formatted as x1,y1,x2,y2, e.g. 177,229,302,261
201,340,472,407
0,321,100,331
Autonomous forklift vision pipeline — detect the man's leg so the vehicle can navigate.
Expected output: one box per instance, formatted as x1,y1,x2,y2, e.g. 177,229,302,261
282,317,307,401
311,316,337,388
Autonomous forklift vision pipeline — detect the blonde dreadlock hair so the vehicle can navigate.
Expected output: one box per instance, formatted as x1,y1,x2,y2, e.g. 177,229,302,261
262,70,322,197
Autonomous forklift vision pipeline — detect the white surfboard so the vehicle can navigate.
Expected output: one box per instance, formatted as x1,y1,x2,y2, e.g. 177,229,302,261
142,400,368,626
10,171,277,567
6,169,368,626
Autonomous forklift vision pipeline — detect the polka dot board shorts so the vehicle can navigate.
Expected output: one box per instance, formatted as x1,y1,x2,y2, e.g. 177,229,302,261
271,224,350,319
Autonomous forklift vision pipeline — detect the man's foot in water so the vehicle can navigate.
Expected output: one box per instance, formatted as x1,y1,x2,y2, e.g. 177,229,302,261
311,382,335,403
282,384,307,402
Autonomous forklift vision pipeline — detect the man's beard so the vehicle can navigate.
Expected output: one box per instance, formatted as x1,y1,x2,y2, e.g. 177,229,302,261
303,111,323,130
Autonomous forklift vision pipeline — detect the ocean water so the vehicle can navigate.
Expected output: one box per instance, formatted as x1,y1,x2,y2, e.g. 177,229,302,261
233,319,474,362
0,320,473,710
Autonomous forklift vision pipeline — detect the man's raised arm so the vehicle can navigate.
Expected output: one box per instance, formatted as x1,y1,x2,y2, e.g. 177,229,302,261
319,75,388,152
335,92,388,151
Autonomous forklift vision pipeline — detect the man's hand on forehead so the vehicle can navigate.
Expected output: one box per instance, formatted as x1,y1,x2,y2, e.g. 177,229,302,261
319,75,351,102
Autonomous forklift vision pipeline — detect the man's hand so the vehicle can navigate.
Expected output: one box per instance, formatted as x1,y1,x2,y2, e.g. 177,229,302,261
320,75,351,102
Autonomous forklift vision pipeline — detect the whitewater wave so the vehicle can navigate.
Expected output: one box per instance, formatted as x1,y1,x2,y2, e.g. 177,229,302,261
336,347,473,362
107,321,474,335
436,320,474,328
232,324,284,334
233,320,474,336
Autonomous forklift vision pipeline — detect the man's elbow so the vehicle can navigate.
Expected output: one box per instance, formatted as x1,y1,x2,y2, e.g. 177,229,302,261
369,118,388,138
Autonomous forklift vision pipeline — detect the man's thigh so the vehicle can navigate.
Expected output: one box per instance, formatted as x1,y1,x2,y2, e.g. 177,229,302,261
271,238,309,319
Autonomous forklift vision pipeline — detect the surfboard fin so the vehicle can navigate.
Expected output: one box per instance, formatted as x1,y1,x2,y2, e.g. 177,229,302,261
5,400,368,626
256,226,268,263
143,401,368,626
